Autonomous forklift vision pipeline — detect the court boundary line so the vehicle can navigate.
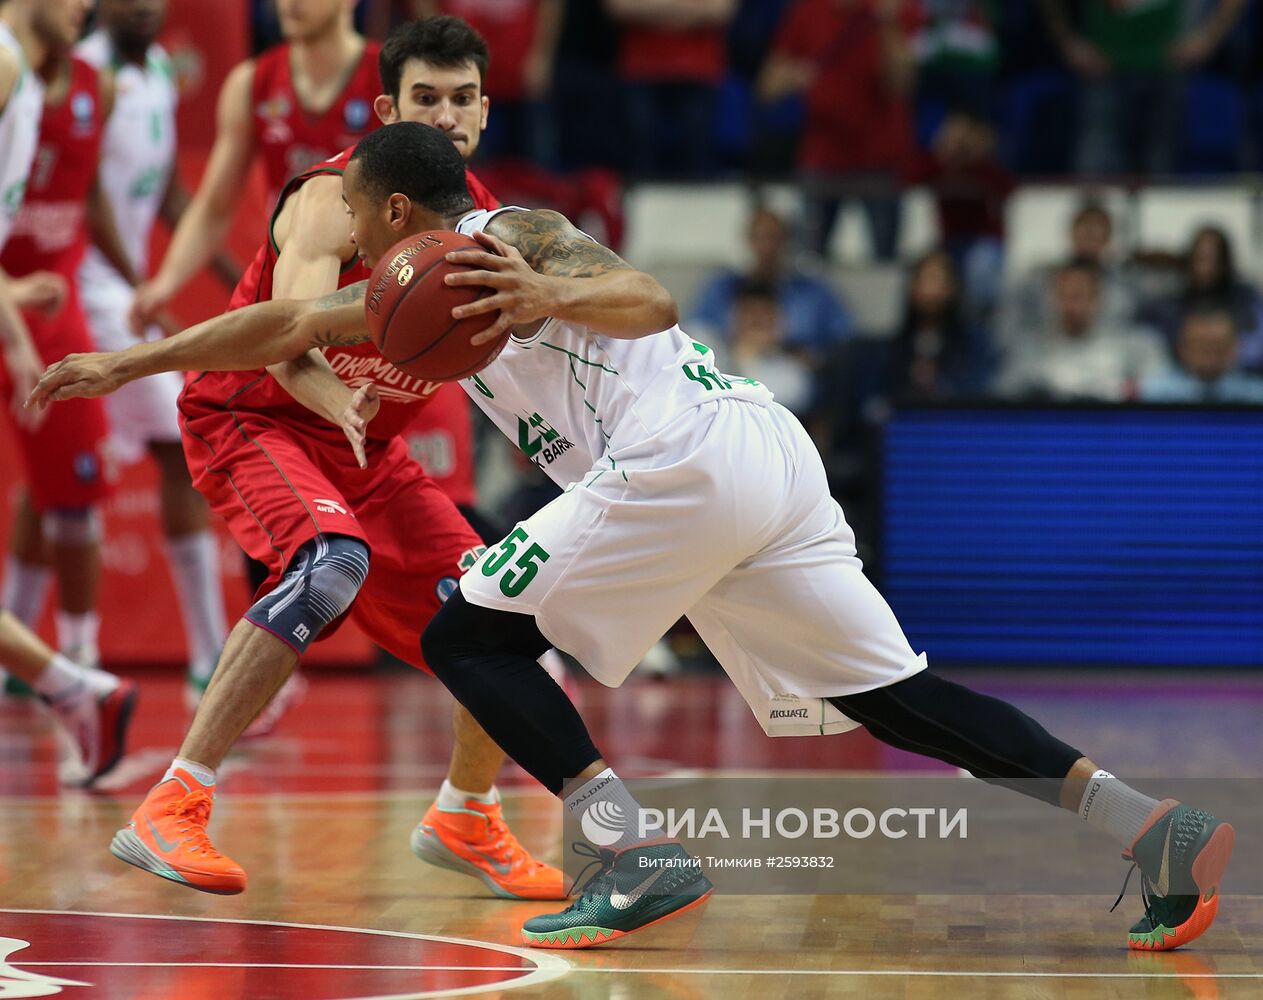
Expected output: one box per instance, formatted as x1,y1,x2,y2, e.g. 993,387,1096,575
11,962,1262,980
0,910,570,999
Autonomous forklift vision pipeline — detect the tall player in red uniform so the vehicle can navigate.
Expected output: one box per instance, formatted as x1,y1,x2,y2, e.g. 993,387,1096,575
0,0,138,783
96,18,564,901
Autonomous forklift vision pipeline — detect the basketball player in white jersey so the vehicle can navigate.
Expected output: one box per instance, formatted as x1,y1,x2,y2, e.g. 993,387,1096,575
0,0,55,420
31,123,1236,953
0,0,139,786
74,0,229,703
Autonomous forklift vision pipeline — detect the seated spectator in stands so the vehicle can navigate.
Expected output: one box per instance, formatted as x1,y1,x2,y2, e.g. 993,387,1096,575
411,1,563,166
1141,304,1263,403
999,200,1137,348
1141,224,1263,370
606,0,736,177
995,258,1169,400
690,205,853,363
888,249,989,399
913,0,1002,120
759,0,919,261
1040,0,1247,176
905,111,1014,317
726,280,816,415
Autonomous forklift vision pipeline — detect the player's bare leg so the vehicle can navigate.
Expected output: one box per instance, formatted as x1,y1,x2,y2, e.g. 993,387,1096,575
0,609,137,785
11,495,105,669
149,441,228,705
180,619,299,769
410,700,566,900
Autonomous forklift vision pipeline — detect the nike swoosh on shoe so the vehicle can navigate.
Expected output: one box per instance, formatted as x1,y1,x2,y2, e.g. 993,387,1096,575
146,815,183,854
610,869,666,910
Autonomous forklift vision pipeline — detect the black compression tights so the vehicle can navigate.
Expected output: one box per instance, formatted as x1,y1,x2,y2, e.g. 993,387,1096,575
423,592,1083,805
830,672,1084,806
423,590,601,795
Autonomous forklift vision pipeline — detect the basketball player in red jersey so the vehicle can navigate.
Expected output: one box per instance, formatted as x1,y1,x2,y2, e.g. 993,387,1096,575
129,0,380,722
83,18,564,901
131,0,381,327
0,0,139,783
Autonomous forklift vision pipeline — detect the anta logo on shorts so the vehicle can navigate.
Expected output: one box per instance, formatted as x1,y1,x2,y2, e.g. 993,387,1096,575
518,413,574,467
313,498,348,515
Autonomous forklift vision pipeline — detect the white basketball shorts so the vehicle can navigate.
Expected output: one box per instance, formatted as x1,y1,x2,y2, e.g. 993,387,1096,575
81,283,183,464
460,398,928,737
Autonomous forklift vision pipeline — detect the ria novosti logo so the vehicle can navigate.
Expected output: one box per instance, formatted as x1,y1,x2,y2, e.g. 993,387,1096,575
580,801,626,846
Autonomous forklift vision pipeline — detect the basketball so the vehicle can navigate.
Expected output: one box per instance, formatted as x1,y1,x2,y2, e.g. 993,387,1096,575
363,230,508,382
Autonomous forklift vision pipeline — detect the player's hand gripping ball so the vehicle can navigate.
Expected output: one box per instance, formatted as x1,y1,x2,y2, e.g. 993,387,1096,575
363,231,509,381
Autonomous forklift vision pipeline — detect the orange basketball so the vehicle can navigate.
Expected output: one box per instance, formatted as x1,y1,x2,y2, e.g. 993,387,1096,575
363,231,507,382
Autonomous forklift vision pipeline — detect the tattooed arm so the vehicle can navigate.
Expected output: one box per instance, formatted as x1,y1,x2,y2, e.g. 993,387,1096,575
445,209,679,342
27,282,371,407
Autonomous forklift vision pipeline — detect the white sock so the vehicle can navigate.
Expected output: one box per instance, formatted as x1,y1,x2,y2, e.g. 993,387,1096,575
1078,769,1162,849
165,757,216,787
437,778,498,809
1,556,52,626
33,652,118,707
55,610,100,660
165,531,228,679
563,767,664,850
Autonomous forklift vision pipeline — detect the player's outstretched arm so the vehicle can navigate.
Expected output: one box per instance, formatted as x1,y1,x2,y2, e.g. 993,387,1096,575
27,282,371,408
446,210,679,343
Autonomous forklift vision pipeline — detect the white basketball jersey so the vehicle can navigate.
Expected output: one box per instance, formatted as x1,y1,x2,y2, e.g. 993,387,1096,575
0,22,43,249
76,32,176,294
455,208,774,487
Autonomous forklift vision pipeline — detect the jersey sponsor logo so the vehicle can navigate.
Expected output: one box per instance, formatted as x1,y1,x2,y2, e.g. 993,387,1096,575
344,98,371,130
325,352,444,403
70,90,96,134
312,497,348,515
256,94,290,121
285,144,331,178
517,413,574,467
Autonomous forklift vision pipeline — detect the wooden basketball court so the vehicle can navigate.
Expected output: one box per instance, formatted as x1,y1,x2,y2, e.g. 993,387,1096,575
2,669,1259,998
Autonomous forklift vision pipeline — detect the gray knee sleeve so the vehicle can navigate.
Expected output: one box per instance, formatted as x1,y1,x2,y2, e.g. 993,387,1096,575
245,534,370,652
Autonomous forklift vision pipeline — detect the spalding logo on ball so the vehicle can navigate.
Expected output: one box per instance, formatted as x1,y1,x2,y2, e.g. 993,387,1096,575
363,230,508,383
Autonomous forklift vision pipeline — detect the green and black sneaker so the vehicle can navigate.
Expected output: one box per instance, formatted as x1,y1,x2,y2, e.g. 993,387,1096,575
521,841,713,949
1111,799,1234,952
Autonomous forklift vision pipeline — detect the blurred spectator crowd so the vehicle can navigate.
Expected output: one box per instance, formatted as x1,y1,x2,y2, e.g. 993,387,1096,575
326,0,1263,184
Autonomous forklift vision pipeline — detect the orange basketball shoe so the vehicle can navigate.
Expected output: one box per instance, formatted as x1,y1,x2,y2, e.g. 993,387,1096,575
110,768,247,895
411,797,566,900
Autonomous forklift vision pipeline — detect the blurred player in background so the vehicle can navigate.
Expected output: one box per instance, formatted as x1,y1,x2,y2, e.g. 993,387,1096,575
75,0,230,705
0,0,137,784
1,0,113,671
131,0,380,325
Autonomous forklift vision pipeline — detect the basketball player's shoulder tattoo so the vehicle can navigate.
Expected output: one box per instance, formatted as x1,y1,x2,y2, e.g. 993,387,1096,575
486,209,631,279
310,280,370,347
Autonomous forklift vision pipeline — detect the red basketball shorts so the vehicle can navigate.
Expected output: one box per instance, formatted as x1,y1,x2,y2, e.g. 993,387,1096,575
180,397,483,670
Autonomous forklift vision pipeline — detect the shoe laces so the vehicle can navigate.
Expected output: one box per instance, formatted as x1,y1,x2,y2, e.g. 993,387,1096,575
165,790,222,858
477,806,539,872
563,841,618,909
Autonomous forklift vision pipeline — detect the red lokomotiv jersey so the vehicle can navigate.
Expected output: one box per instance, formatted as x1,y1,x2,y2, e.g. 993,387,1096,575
181,145,499,444
0,57,102,279
251,40,383,200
